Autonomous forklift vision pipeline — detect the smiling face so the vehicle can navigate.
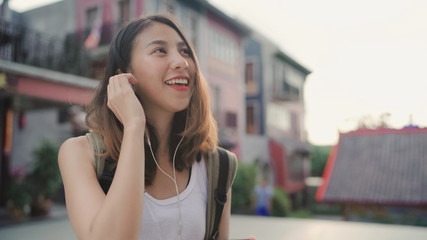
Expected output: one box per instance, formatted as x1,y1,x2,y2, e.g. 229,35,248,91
129,22,196,116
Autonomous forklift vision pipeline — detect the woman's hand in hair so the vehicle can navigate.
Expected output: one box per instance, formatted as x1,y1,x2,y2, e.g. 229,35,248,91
107,73,145,129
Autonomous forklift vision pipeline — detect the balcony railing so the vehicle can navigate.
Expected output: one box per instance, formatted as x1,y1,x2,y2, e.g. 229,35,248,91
272,79,301,102
0,19,123,79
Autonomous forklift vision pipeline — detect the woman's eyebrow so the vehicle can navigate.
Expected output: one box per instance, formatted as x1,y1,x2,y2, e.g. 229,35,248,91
146,40,187,48
177,42,186,48
146,40,167,47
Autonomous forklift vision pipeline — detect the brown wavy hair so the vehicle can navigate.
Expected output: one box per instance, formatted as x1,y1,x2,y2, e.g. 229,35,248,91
86,15,218,185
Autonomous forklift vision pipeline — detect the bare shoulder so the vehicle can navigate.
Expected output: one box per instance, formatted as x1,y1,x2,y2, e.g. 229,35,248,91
58,136,105,239
58,136,93,169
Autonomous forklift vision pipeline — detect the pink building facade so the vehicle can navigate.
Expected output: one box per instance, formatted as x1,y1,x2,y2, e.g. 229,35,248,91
75,0,143,32
203,8,246,158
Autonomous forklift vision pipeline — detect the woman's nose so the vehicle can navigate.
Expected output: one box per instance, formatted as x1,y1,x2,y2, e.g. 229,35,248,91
171,53,188,70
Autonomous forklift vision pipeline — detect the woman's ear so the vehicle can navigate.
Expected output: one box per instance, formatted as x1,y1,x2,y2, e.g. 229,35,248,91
116,69,123,74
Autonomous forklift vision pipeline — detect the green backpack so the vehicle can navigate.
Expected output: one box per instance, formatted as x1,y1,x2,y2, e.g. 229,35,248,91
86,132,237,240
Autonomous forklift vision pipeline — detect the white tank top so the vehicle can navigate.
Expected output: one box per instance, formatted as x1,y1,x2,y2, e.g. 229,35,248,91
139,159,208,240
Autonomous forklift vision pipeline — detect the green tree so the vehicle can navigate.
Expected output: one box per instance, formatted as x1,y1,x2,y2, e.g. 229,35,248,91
231,162,257,211
28,140,62,200
310,145,331,177
270,187,292,217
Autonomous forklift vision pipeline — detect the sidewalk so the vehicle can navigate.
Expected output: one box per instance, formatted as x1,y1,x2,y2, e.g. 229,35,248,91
0,204,73,240
0,204,68,227
230,215,427,240
1,206,427,240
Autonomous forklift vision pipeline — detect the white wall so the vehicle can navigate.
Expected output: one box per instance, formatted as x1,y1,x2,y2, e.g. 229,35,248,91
10,109,72,169
241,135,269,163
21,0,76,40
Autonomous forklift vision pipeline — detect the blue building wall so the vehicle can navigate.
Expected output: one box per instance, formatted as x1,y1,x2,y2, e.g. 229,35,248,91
244,37,265,135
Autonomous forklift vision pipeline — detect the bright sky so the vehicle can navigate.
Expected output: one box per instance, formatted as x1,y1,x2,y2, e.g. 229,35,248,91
6,0,427,145
209,0,427,145
6,0,60,12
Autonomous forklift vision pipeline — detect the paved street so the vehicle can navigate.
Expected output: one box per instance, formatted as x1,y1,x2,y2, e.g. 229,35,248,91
0,217,74,240
1,213,427,240
230,215,427,240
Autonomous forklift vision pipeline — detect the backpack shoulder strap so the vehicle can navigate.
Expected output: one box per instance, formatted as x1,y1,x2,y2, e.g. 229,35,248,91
86,131,105,179
86,131,116,194
204,147,238,240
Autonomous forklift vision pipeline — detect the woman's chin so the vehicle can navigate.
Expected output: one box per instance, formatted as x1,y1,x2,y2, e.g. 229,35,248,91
172,104,190,113
141,97,190,115
171,99,191,113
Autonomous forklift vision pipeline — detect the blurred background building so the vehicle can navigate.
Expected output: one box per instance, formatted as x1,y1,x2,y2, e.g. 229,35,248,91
316,127,427,225
242,30,311,209
0,0,310,214
1,0,427,232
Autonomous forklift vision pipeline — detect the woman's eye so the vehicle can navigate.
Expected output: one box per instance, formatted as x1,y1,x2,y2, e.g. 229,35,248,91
180,48,190,56
154,48,166,54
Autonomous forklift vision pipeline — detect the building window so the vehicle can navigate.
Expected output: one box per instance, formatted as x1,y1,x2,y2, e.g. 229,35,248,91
85,7,98,31
246,102,260,134
117,0,130,25
246,105,256,134
58,109,69,123
84,6,104,49
289,153,304,182
272,61,282,98
273,59,301,101
282,80,300,100
291,111,300,140
226,112,237,128
267,103,290,131
245,60,258,95
208,27,239,66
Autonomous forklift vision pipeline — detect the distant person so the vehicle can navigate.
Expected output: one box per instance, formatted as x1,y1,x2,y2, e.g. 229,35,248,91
58,15,238,240
254,179,274,216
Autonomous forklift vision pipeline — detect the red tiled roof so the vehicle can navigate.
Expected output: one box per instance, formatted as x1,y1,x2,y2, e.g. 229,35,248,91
316,128,427,205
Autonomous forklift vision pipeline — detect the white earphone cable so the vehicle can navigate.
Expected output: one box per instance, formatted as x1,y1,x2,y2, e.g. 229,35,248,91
145,117,187,240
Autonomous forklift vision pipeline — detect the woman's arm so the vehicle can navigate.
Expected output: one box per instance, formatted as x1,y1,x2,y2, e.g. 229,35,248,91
59,126,145,240
217,189,232,240
59,73,146,240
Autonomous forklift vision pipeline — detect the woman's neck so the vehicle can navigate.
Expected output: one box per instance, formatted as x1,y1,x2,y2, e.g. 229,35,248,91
146,110,174,155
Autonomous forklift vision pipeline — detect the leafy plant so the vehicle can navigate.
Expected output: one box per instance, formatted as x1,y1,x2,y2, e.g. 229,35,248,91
7,166,31,209
270,187,291,217
231,162,257,211
28,140,62,200
310,145,331,177
288,209,311,218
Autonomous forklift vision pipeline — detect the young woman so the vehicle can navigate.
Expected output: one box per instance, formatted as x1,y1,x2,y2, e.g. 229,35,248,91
58,15,235,240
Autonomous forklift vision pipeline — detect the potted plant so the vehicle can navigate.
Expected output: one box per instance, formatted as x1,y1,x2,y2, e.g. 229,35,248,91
7,166,31,222
27,139,62,217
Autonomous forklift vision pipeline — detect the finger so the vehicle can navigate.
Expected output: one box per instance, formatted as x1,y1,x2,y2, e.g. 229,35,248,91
111,75,122,91
107,82,113,107
116,73,136,85
112,74,131,89
107,77,120,103
120,77,133,90
121,75,134,88
128,74,138,85
106,87,123,124
117,74,136,90
107,80,112,98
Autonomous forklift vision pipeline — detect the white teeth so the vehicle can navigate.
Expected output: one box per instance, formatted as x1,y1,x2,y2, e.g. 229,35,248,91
165,79,189,85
